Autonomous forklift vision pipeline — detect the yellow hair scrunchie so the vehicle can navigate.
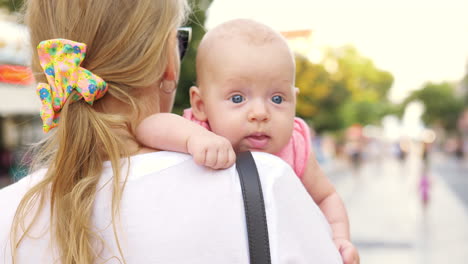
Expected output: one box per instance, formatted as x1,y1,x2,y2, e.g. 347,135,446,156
36,39,108,132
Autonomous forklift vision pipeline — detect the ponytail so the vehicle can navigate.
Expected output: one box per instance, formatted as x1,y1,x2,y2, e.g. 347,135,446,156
12,94,130,263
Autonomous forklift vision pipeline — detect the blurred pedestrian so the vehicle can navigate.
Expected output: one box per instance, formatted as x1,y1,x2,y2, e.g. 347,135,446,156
419,167,431,207
419,142,431,208
455,135,464,160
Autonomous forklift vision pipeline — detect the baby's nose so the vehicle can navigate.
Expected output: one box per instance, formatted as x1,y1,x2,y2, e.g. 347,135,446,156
248,102,269,122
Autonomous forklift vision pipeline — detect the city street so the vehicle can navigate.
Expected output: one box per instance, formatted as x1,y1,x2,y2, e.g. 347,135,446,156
327,151,468,264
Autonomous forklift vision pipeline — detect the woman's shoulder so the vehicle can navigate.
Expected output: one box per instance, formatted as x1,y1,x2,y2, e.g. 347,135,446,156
0,169,48,238
250,152,342,263
99,151,193,184
121,151,294,183
251,152,295,173
0,169,47,200
108,151,295,189
0,169,47,212
128,151,193,175
250,152,300,186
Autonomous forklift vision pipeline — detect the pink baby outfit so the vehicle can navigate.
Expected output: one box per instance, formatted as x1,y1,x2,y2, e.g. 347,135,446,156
183,109,311,178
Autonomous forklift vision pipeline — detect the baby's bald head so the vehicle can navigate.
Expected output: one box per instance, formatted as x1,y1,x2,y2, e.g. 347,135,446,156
196,19,294,88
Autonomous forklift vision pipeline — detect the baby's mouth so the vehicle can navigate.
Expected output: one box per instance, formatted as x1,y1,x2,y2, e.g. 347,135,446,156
245,133,270,149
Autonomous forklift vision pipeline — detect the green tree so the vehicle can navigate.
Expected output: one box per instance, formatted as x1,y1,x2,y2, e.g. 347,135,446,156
174,0,213,113
326,45,393,102
295,45,394,133
340,100,387,127
461,63,468,106
295,55,347,132
403,82,464,131
0,0,23,12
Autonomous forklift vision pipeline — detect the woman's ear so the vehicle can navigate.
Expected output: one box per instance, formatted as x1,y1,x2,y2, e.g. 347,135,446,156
190,86,208,121
163,35,179,82
163,52,177,82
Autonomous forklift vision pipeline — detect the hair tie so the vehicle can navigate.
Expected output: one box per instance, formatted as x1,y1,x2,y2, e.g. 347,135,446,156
36,39,108,132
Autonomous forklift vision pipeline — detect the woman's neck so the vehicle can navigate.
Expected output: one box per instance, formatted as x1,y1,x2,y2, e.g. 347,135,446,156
94,88,164,156
136,146,160,155
120,134,160,156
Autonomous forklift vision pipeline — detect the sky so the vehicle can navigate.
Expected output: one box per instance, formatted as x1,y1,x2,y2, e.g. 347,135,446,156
205,0,468,103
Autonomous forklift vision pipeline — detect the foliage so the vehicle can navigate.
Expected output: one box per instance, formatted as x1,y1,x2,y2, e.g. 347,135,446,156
402,82,464,131
462,69,468,106
0,0,23,12
340,100,386,127
295,45,394,133
174,0,213,114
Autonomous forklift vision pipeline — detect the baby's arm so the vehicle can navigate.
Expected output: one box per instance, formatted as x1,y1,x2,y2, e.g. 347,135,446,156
301,153,359,264
136,113,235,169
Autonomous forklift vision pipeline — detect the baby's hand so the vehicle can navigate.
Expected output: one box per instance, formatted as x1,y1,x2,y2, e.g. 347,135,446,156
334,238,359,264
186,130,236,169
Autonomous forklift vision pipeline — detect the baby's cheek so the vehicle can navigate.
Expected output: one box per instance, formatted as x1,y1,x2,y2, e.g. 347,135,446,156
210,123,239,145
221,131,244,152
231,142,244,153
277,121,295,147
225,133,243,150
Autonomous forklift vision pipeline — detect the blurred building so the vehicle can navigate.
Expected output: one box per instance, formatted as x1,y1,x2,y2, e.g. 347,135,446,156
1,13,42,179
280,29,323,63
458,109,468,158
455,61,468,98
281,29,313,53
455,62,468,158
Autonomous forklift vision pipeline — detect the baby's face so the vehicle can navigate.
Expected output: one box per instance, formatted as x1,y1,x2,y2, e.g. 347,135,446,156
199,39,296,154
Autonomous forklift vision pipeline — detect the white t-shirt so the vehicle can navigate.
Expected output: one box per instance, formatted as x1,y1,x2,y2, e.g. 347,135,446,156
0,151,342,264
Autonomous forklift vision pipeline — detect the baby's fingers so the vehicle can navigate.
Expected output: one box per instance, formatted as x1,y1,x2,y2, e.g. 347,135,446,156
226,148,236,168
210,148,226,169
204,148,218,168
193,149,207,166
212,147,235,169
341,245,359,264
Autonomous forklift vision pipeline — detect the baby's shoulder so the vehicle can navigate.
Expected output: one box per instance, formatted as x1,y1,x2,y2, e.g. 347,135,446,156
293,117,310,135
289,117,311,147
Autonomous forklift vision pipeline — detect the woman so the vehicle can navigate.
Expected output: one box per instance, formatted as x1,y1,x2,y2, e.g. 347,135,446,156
0,0,343,263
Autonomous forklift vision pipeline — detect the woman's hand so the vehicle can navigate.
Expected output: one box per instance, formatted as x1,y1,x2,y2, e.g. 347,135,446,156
187,130,236,169
334,238,360,264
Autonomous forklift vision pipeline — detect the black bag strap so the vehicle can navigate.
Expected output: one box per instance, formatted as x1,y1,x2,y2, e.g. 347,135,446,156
236,151,271,264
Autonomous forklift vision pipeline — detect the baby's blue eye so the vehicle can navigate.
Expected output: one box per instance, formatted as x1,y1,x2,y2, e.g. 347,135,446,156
272,95,283,104
230,95,244,104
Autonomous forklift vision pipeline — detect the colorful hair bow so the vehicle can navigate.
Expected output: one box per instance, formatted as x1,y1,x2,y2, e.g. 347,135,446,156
36,39,108,132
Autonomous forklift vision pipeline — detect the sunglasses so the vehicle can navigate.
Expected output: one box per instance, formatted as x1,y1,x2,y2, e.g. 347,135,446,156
177,27,192,61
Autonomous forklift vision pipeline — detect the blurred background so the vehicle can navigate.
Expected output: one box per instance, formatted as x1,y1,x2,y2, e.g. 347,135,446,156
1,0,467,263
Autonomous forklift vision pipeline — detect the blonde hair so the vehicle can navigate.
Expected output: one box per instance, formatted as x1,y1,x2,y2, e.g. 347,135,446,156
11,0,189,263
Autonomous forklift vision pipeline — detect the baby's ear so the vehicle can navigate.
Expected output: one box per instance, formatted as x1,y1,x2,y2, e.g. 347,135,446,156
294,87,300,96
189,86,208,121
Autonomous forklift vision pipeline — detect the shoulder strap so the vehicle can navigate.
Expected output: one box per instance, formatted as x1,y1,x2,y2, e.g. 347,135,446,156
236,151,271,264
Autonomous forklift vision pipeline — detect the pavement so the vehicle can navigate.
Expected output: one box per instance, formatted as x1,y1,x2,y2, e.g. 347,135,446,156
325,152,468,264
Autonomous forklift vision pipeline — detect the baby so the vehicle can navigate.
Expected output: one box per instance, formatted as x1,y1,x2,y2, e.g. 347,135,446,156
136,19,359,264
